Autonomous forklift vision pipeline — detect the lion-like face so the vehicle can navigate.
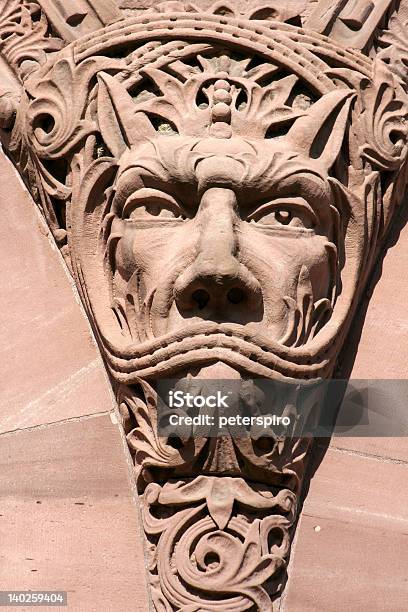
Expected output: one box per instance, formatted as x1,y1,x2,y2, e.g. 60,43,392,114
107,135,337,351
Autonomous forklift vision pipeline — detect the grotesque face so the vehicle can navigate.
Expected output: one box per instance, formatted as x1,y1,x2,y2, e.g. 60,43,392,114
75,62,361,383
20,29,391,390
17,21,407,387
111,136,335,347
6,7,408,609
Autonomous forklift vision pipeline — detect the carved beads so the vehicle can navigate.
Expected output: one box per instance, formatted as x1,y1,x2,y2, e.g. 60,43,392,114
211,76,233,138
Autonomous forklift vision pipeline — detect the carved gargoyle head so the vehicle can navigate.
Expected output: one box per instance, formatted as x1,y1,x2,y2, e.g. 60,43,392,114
2,0,407,486
2,2,408,609
60,45,407,390
96,68,351,354
1,4,405,389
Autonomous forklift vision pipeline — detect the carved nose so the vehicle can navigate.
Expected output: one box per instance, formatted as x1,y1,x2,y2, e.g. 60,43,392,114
174,188,262,319
183,279,249,312
176,265,258,315
191,286,246,310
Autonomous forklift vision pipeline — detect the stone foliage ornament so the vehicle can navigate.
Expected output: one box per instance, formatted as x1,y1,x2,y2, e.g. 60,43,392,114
1,1,408,609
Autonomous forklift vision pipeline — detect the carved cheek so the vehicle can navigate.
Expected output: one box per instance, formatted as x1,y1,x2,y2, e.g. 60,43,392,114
114,226,139,281
241,232,332,317
305,237,335,298
119,223,190,286
124,226,162,277
278,234,333,299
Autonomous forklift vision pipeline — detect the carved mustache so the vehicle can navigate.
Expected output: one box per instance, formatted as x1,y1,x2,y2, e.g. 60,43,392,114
101,319,334,383
106,260,335,381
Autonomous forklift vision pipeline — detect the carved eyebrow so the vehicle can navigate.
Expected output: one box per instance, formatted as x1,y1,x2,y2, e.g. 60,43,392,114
236,170,333,232
260,171,331,208
113,160,171,212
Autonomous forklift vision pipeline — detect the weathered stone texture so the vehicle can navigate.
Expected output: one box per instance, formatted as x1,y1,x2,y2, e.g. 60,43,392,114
1,1,408,610
0,415,150,611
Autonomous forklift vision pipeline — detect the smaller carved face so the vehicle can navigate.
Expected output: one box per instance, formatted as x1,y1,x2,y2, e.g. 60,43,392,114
109,135,337,347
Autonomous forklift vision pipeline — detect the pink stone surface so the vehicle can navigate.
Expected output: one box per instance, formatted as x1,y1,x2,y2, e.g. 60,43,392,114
331,210,408,460
0,414,150,611
285,215,408,610
0,147,150,609
0,149,113,433
0,0,408,612
348,219,408,380
330,436,408,464
283,448,408,612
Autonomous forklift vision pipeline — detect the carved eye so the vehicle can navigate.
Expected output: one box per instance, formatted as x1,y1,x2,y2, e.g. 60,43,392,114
248,199,316,230
275,210,292,225
122,188,186,221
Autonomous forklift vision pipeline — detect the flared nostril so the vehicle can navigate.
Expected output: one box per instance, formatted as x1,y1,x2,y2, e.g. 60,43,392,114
227,287,245,305
190,286,246,309
192,288,211,310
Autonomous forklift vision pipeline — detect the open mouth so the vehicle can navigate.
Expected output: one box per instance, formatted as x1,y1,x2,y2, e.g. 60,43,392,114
101,321,333,382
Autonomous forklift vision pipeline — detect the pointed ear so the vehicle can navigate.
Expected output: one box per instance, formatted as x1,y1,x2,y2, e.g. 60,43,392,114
287,90,355,170
97,72,156,158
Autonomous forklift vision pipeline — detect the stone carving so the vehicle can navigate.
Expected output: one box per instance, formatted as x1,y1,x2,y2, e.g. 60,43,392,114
142,476,295,611
1,1,408,610
305,0,395,49
145,0,305,23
